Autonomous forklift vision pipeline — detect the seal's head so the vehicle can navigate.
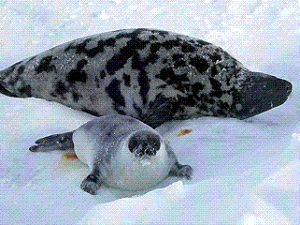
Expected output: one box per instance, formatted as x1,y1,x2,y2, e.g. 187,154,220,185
233,72,293,119
128,131,161,159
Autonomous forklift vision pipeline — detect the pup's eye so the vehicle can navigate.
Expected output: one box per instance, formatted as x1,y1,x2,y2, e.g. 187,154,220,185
149,136,161,151
128,137,139,152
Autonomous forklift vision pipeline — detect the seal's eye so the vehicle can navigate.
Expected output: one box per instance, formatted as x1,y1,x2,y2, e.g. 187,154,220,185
128,136,139,152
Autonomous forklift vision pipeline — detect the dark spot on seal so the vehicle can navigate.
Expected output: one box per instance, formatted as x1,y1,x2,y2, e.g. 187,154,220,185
65,38,115,58
174,60,186,68
105,78,126,108
69,39,92,54
181,41,196,53
206,94,215,104
86,43,104,58
172,54,186,68
67,59,88,84
199,94,211,104
17,65,25,75
133,103,143,118
123,73,131,87
85,38,116,58
156,67,174,81
18,84,32,97
138,71,150,105
150,42,161,53
100,70,106,79
161,38,181,50
103,38,116,46
106,36,150,75
8,79,17,86
209,78,222,91
131,54,150,105
211,65,218,77
216,109,226,116
149,35,158,41
146,52,159,64
196,40,210,46
35,56,56,74
95,77,100,88
155,30,170,37
210,53,222,62
220,102,230,110
55,81,69,95
199,103,208,111
189,56,209,74
77,59,87,68
156,68,190,93
64,43,73,52
192,83,204,95
115,28,145,39
178,95,197,107
210,90,223,98
72,92,82,102
82,108,100,117
172,53,185,61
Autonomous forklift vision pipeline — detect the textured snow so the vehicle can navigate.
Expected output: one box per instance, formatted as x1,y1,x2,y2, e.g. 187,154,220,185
0,0,298,224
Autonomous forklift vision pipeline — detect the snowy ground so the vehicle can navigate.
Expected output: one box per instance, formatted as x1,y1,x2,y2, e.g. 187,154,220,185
0,0,298,224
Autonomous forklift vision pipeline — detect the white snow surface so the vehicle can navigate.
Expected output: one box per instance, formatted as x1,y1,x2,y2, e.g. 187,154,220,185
0,0,298,224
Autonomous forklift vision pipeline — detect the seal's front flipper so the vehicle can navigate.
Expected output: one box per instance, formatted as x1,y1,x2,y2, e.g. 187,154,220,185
169,162,193,180
29,132,74,152
81,173,103,195
234,72,293,119
142,95,177,128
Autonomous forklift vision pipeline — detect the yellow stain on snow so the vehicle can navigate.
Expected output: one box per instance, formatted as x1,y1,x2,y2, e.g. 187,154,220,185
176,129,192,137
51,152,88,179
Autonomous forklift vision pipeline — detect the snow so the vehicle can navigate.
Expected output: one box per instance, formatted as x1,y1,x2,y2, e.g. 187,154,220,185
0,0,298,224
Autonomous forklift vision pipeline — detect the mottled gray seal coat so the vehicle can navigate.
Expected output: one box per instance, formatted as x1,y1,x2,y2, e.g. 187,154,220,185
0,28,292,128
29,115,193,195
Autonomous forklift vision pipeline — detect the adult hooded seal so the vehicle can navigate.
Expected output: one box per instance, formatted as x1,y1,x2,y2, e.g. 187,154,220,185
0,28,292,128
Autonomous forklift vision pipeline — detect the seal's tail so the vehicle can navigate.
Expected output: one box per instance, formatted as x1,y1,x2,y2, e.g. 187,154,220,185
0,63,32,98
234,71,293,119
29,132,75,152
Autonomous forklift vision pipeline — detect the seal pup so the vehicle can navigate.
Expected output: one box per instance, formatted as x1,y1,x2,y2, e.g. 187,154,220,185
0,28,292,128
29,115,193,195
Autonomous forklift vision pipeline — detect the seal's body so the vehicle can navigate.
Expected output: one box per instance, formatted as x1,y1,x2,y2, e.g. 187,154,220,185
0,29,292,128
30,115,192,195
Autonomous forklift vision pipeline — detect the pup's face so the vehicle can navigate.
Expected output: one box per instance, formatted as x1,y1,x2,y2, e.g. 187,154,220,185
128,131,161,159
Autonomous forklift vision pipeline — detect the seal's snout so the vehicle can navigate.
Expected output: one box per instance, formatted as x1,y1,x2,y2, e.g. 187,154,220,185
136,143,157,157
284,79,293,96
234,72,293,119
128,131,161,158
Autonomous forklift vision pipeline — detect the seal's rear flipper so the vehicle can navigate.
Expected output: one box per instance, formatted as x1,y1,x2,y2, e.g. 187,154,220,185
233,72,292,119
0,82,18,97
81,173,103,195
29,132,74,152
